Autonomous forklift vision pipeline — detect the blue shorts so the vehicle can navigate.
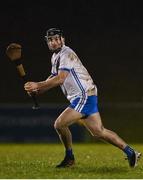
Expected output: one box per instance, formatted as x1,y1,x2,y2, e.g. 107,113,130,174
69,95,99,117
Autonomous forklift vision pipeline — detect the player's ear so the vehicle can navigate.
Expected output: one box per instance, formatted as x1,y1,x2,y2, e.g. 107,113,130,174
61,37,65,44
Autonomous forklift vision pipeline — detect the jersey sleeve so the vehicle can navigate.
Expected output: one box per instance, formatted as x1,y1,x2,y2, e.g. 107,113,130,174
51,67,56,76
51,56,58,76
58,52,74,72
51,67,57,76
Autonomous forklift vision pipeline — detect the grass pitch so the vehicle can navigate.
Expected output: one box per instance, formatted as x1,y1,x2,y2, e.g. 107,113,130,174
0,143,142,179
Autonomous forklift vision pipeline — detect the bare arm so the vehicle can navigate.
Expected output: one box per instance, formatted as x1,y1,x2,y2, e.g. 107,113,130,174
24,71,69,94
35,74,56,94
46,74,54,80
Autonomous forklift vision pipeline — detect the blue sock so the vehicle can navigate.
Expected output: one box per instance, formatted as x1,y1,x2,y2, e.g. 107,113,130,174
65,149,73,157
123,145,134,157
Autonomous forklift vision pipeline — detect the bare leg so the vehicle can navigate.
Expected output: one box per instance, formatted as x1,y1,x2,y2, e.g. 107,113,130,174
83,112,142,168
55,127,72,150
54,107,83,167
54,108,141,168
84,112,127,149
54,107,83,150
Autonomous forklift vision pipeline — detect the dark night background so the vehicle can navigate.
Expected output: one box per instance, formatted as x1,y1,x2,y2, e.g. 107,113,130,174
1,0,143,104
0,0,143,142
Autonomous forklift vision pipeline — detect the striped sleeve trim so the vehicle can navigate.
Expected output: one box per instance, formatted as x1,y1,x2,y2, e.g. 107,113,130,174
51,73,58,76
58,68,71,72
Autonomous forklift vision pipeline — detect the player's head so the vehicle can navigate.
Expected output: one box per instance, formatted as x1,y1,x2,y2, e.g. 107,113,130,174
45,28,65,53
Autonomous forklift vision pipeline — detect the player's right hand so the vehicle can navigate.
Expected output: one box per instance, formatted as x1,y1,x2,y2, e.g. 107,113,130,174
24,82,38,91
24,82,39,96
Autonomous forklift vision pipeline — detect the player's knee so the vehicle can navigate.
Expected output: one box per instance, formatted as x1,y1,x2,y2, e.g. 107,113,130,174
54,121,59,130
54,119,62,130
93,126,104,138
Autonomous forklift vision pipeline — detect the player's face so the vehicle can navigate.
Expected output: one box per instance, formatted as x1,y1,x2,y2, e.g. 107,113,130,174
47,35,63,52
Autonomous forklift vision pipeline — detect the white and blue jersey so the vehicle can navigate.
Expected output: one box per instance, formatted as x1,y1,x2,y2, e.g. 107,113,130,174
51,45,98,116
